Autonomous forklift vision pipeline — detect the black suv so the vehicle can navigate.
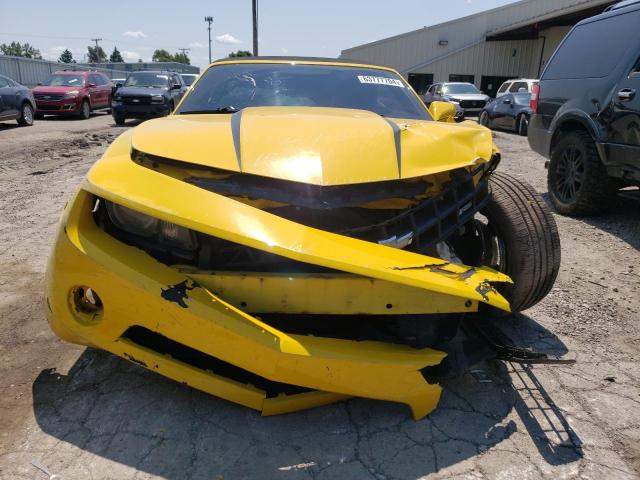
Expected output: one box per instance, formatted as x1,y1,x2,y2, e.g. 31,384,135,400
528,0,640,215
112,71,187,125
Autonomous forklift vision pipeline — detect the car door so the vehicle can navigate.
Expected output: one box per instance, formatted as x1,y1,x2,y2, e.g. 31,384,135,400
87,74,102,107
0,76,18,119
607,55,640,162
97,74,111,107
492,94,515,128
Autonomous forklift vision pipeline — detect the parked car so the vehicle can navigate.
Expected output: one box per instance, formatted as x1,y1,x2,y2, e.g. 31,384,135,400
528,0,640,215
180,73,199,87
112,71,187,125
32,70,113,119
423,82,490,115
0,74,36,126
479,92,532,136
46,57,561,420
495,79,539,98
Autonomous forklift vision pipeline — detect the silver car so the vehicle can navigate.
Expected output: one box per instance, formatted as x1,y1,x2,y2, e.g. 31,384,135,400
423,82,490,115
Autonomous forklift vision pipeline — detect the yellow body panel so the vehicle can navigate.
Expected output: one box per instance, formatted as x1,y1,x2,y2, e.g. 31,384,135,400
46,190,445,418
186,271,478,315
46,58,511,418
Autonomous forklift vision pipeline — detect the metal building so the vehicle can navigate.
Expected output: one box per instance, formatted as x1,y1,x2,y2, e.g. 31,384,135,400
340,0,617,97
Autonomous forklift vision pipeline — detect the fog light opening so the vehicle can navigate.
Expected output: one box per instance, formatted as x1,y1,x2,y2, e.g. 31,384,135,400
73,286,103,315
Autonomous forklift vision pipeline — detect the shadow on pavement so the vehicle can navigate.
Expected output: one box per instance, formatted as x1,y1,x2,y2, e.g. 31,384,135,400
32,314,582,479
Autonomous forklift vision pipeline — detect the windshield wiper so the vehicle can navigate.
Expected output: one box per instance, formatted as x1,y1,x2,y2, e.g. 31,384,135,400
180,106,239,115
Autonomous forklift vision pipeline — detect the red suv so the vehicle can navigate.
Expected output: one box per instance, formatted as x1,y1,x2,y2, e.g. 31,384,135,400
33,71,113,119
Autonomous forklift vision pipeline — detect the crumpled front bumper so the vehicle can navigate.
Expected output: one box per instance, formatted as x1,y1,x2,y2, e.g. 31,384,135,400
45,137,512,419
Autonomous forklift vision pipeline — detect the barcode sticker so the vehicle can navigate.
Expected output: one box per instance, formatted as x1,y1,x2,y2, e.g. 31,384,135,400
357,75,405,88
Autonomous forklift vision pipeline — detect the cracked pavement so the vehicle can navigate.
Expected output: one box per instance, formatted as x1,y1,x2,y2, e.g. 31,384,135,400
1,115,639,479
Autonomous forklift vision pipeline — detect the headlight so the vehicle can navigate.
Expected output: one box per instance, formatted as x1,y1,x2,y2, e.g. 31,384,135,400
105,201,198,250
64,90,79,98
151,95,165,103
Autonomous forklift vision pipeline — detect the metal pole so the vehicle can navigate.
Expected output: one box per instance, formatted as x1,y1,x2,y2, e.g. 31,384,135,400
205,16,213,64
252,0,258,56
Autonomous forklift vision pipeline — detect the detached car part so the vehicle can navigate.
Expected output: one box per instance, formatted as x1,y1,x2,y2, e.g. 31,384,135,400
46,58,562,419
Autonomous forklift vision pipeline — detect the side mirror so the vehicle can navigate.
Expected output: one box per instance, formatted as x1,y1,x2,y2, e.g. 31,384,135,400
115,82,123,88
37,82,43,86
428,101,457,123
171,83,181,90
87,82,97,88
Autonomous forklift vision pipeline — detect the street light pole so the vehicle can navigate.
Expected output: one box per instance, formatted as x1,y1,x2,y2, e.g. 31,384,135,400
204,16,213,63
252,0,258,56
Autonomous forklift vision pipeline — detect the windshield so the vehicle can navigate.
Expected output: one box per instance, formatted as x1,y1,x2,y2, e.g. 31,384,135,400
181,74,197,86
442,83,480,94
42,74,85,87
124,73,169,88
177,63,430,120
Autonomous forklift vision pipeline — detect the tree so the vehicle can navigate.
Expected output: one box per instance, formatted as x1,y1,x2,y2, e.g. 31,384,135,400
58,49,75,63
228,50,252,58
173,52,190,65
87,45,107,63
109,47,124,63
152,49,173,62
0,41,42,59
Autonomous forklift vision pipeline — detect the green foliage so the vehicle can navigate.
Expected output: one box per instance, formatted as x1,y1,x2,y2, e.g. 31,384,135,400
228,50,252,58
152,49,191,65
87,45,107,63
173,52,190,65
109,47,124,63
152,49,173,62
0,41,42,59
58,49,75,63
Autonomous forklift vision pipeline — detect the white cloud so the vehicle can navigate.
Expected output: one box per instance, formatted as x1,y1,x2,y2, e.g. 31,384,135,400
189,42,204,49
215,33,242,45
281,47,289,54
123,31,147,39
122,50,141,60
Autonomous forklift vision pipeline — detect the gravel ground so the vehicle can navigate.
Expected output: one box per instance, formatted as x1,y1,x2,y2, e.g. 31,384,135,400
0,114,639,480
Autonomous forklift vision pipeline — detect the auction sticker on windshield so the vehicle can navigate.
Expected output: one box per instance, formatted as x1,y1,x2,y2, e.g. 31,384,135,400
357,75,405,88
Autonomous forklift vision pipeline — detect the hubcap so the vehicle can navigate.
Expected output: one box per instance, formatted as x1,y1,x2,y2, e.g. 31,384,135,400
555,146,584,202
23,105,33,124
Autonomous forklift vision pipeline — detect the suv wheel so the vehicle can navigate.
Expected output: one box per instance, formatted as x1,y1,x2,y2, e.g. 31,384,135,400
548,131,618,216
479,111,490,128
78,99,91,120
113,114,125,126
517,114,528,136
17,102,34,126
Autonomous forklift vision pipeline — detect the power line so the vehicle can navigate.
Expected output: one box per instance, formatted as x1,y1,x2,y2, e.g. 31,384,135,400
178,48,191,56
90,38,102,48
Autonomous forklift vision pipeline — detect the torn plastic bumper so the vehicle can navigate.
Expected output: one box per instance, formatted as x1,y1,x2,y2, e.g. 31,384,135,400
45,144,513,418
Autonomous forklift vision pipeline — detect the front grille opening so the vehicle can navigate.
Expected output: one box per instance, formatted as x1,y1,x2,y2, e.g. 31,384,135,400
121,326,311,397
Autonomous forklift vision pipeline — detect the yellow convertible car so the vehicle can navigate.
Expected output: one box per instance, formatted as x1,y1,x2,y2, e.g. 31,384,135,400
46,57,561,419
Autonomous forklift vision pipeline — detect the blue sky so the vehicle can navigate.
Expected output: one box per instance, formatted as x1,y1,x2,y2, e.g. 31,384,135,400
0,0,516,69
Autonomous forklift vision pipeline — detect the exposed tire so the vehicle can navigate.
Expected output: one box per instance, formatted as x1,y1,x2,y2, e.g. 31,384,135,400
113,115,126,126
78,99,91,120
17,102,34,126
548,130,618,216
517,114,528,136
479,111,491,128
481,172,561,313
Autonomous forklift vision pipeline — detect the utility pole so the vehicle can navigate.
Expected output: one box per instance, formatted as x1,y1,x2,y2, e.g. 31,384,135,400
204,16,213,63
252,0,259,56
178,48,191,56
90,38,102,48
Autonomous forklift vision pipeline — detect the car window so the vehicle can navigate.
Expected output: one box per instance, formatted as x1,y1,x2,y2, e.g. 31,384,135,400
509,81,528,92
178,63,431,120
435,85,442,95
513,93,531,106
89,74,100,86
544,10,640,79
0,76,9,88
631,56,640,77
497,82,510,94
125,73,170,88
41,74,85,87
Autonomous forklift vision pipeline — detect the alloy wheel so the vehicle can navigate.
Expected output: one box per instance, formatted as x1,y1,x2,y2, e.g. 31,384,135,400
554,146,585,203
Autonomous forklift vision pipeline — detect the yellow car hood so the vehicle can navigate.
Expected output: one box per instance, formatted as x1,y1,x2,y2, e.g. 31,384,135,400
130,107,494,185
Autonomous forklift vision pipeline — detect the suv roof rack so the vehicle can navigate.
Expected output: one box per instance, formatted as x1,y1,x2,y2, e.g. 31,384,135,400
605,0,640,11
